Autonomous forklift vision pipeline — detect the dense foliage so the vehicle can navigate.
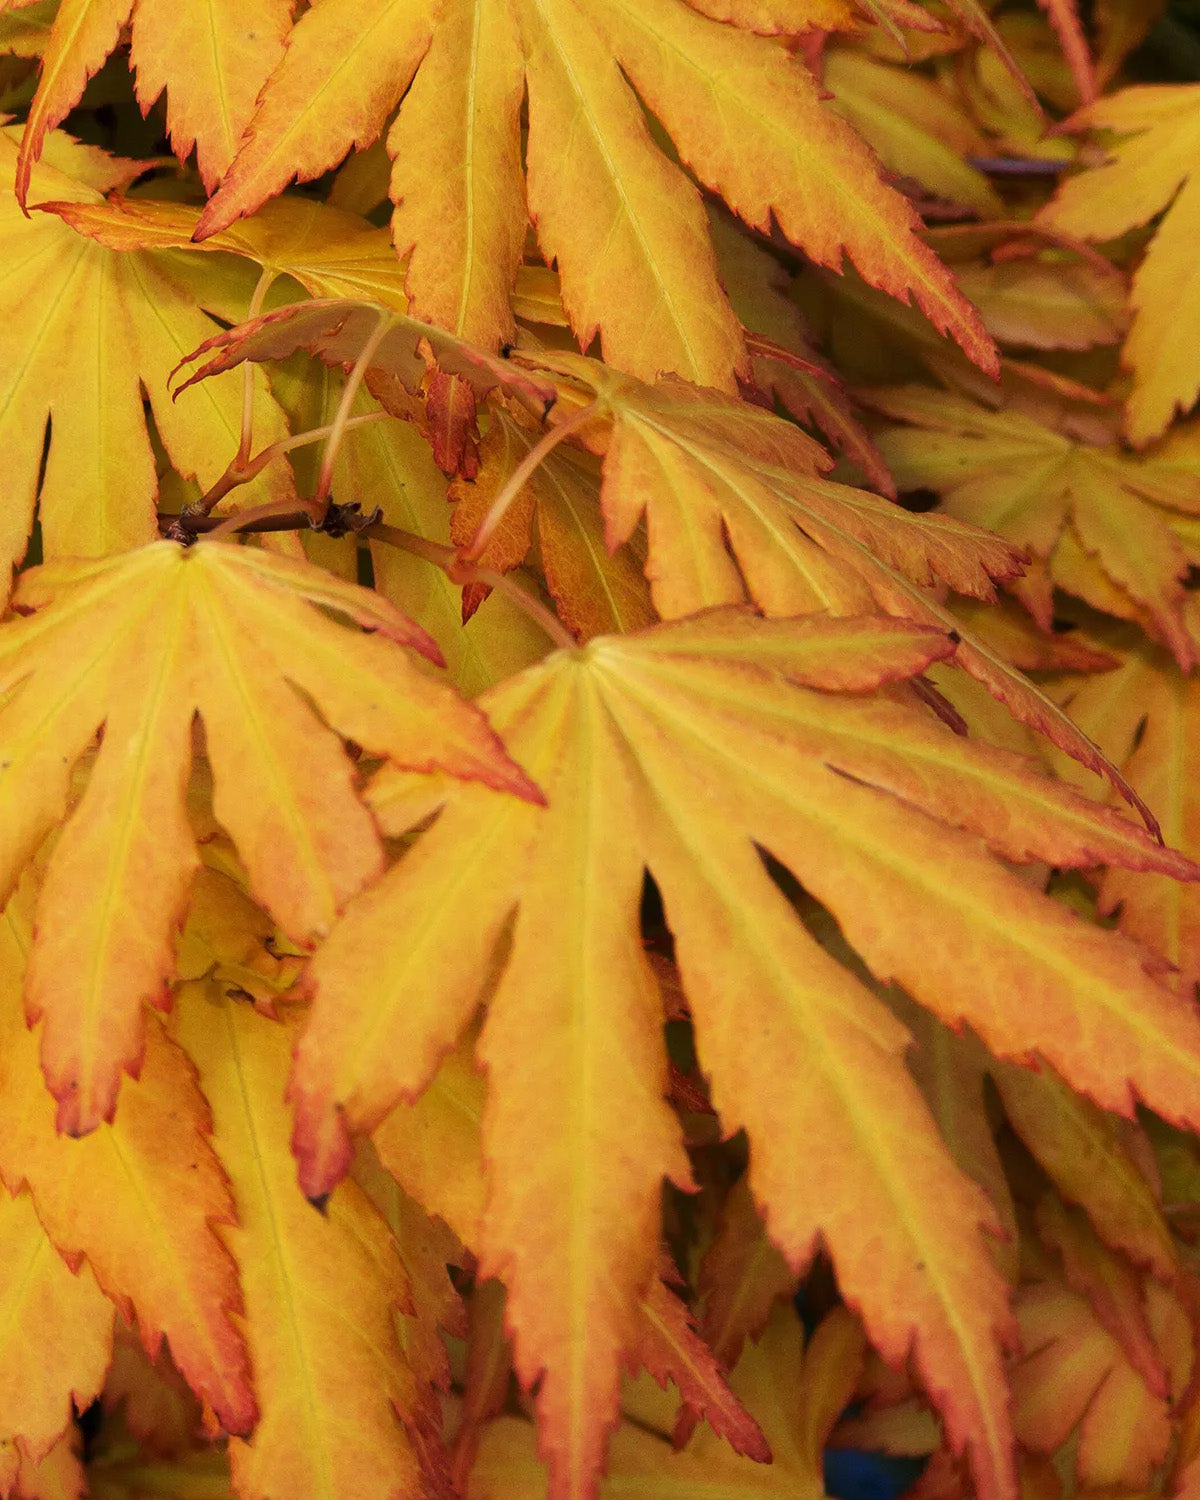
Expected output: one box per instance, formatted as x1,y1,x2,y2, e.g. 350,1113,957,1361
2,2,1200,1499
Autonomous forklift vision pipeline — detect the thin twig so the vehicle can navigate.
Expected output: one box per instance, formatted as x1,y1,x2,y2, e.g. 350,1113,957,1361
161,509,315,536
182,411,390,520
313,309,393,517
206,497,320,540
238,268,278,464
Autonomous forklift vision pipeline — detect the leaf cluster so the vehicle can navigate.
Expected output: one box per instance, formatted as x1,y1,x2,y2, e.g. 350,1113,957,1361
2,5,1200,1500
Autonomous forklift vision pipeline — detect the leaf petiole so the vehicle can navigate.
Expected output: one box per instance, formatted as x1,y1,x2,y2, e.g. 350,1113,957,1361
313,310,393,518
458,399,600,564
238,268,278,465
366,521,578,652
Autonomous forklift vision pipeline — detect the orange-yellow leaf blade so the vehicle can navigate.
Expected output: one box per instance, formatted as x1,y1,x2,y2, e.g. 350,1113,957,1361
196,0,435,239
14,0,130,204
25,568,197,1133
0,1187,112,1485
388,0,526,348
173,983,424,1500
595,0,997,371
0,889,255,1437
130,0,291,189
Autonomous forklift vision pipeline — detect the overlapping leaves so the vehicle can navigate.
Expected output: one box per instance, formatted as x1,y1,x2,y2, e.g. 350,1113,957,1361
184,305,1145,804
155,0,995,384
1039,83,1200,443
0,127,294,594
871,385,1200,665
0,540,535,1134
292,608,1200,1500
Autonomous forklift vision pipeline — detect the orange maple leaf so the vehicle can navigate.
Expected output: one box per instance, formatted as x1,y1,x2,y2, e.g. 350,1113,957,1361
1039,83,1200,443
180,0,993,383
293,610,1200,1500
872,386,1200,666
0,879,256,1438
0,541,537,1133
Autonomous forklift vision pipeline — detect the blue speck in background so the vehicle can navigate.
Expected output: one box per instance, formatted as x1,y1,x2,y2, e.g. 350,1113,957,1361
824,1448,927,1500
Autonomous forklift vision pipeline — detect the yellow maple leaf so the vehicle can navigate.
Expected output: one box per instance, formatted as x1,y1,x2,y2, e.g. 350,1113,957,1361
182,0,992,384
172,982,425,1500
1010,1257,1189,1487
468,1302,863,1500
1038,83,1200,443
1035,1194,1171,1398
292,610,1200,1500
0,540,537,1133
946,249,1128,353
0,126,294,596
0,880,256,1438
0,1184,112,1491
174,295,1183,818
45,192,413,313
823,46,1004,216
372,1029,771,1477
871,385,1200,667
1049,622,1200,1001
991,1058,1176,1282
14,0,291,195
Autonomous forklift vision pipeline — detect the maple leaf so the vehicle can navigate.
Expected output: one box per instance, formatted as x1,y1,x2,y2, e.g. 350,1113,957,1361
43,192,413,312
512,350,1156,804
1035,1194,1170,1394
0,878,256,1438
1010,1262,1189,1486
870,385,1200,667
176,300,1178,816
991,1057,1176,1281
171,982,427,1500
940,244,1128,352
174,296,1001,619
0,540,537,1134
636,1271,772,1464
468,1302,865,1500
371,1016,768,1489
187,0,994,385
1037,83,1200,443
708,211,896,496
292,610,1200,1500
1046,623,1200,1000
0,1183,112,1492
173,297,556,415
0,126,295,595
11,0,291,198
823,46,1004,217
